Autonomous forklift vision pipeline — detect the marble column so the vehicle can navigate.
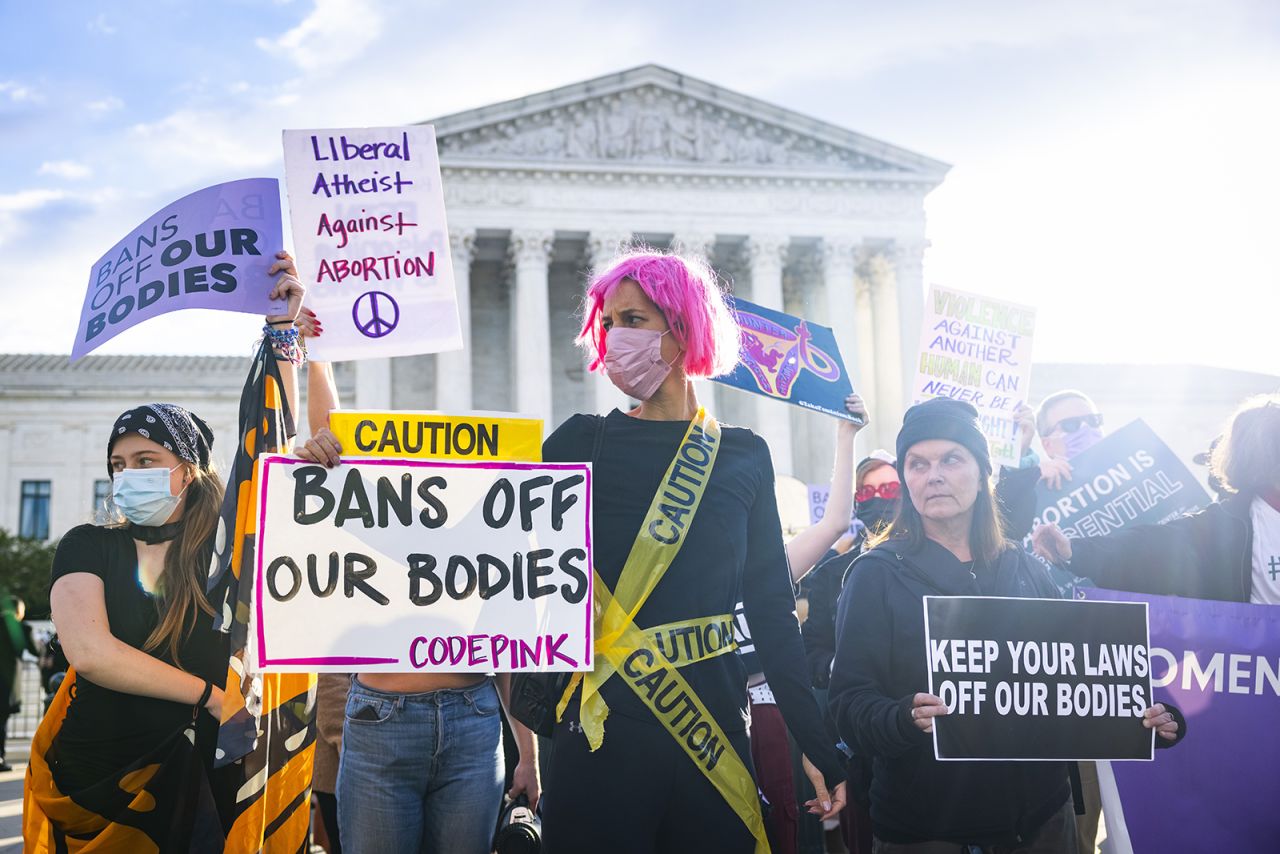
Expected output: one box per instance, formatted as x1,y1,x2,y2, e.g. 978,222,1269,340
673,232,719,417
510,229,555,430
891,240,928,407
435,229,475,412
868,250,905,446
822,237,862,387
746,234,794,476
585,230,633,414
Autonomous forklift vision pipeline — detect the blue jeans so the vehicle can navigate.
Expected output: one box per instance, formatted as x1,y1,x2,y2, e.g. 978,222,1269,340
337,677,504,854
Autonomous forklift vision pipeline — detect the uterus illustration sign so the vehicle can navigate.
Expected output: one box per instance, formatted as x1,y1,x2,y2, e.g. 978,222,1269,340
713,298,861,423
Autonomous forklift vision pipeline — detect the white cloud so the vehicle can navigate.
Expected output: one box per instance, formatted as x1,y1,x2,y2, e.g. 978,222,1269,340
38,160,93,180
0,80,42,104
129,109,281,179
0,189,68,249
255,0,384,71
86,95,124,113
88,13,117,35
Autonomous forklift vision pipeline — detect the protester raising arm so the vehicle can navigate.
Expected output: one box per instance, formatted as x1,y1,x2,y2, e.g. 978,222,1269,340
784,394,867,582
52,250,306,718
34,254,307,851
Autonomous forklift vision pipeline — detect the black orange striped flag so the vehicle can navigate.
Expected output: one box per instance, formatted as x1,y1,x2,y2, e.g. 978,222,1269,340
207,339,316,852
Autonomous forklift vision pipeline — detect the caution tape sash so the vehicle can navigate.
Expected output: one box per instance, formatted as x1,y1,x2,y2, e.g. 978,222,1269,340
557,408,770,853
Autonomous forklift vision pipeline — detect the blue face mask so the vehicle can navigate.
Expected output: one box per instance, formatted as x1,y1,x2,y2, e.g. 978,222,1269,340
112,466,186,526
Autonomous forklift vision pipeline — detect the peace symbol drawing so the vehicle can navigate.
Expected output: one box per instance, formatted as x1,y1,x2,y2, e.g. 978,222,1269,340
352,290,400,338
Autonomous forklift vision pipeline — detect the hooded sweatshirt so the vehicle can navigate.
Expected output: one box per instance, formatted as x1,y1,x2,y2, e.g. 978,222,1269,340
828,536,1069,846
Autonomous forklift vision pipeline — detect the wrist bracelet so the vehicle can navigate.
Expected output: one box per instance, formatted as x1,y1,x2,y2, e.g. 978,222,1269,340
196,679,213,709
262,323,305,366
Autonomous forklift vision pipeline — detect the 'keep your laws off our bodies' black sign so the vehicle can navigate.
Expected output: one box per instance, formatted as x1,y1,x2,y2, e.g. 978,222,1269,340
924,596,1154,761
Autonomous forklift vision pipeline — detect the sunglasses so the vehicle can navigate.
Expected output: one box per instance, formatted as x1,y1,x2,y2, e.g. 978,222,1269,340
1050,413,1104,435
856,482,901,503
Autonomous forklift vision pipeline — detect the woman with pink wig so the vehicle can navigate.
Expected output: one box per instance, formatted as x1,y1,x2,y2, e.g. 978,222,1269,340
540,250,847,854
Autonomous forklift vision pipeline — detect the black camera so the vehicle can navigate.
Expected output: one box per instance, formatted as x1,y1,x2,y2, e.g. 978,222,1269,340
493,793,541,854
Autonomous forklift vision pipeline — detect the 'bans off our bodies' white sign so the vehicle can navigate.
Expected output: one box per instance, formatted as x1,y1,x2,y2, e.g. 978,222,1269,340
254,455,593,673
282,126,463,361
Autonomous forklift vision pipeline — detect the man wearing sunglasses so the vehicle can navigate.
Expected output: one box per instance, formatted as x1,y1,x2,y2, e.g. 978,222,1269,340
1038,390,1106,462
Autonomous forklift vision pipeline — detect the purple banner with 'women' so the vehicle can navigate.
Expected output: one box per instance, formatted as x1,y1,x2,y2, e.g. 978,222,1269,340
71,178,285,361
1082,588,1280,852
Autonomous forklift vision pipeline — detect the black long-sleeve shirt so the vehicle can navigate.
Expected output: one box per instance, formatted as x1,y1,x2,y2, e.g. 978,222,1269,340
543,410,844,784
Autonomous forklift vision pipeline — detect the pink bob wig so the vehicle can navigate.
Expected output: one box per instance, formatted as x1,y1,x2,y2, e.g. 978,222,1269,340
577,249,741,380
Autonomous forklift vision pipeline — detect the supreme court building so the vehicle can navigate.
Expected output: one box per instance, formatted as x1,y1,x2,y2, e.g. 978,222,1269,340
1,64,952,538
389,63,950,474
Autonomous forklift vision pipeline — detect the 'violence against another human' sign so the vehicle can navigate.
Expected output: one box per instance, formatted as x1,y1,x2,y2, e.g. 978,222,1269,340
254,456,592,673
912,285,1036,466
72,178,285,360
925,596,1153,761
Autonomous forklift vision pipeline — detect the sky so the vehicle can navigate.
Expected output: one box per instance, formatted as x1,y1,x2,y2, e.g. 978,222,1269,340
1,0,1277,376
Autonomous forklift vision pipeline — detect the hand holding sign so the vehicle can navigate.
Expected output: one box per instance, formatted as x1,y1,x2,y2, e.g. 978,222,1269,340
266,252,306,324
1032,523,1073,565
1142,703,1180,742
910,692,950,734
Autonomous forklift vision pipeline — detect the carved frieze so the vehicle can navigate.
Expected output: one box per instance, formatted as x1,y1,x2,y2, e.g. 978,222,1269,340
438,85,905,174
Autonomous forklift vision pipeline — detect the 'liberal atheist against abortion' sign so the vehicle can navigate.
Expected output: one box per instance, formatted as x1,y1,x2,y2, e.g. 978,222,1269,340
254,455,592,673
71,178,285,360
282,126,462,362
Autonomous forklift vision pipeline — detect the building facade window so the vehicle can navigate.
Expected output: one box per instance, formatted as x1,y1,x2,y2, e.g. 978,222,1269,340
19,480,52,540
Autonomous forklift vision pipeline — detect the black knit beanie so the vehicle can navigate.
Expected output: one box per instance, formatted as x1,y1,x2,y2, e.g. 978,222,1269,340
895,398,991,477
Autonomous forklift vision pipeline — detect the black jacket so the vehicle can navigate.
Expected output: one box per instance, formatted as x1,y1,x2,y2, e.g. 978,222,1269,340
828,537,1070,846
803,468,1041,692
1066,494,1253,602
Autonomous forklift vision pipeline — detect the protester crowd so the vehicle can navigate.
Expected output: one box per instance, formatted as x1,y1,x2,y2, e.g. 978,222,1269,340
19,244,1277,854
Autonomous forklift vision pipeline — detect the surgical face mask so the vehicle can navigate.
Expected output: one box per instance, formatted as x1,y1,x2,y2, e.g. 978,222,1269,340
1061,425,1104,460
603,328,676,401
112,465,186,526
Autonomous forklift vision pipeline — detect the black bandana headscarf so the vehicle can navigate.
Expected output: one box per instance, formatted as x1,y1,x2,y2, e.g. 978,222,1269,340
107,403,215,476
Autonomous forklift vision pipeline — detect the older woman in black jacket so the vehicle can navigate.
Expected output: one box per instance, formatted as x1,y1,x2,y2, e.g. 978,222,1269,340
829,399,1178,853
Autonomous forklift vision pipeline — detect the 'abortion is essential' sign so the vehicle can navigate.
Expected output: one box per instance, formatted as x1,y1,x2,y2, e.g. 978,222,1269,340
925,596,1153,761
282,126,462,361
254,456,592,673
72,178,285,360
1028,419,1209,540
912,286,1036,467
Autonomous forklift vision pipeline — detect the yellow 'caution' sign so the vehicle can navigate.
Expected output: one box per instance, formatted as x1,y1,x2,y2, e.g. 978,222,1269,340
328,411,543,462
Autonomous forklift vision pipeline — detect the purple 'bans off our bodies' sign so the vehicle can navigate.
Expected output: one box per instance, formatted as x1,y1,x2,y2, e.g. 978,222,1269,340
282,127,463,361
71,178,285,361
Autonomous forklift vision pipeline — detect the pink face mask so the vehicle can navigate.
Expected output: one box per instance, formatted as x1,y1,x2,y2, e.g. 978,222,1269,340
603,327,676,401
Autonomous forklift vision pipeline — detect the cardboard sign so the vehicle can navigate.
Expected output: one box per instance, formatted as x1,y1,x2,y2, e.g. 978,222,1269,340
329,411,543,462
282,126,462,361
713,298,862,423
72,178,285,360
912,286,1036,466
924,596,1153,761
1085,589,1280,853
1029,419,1209,539
254,456,592,673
